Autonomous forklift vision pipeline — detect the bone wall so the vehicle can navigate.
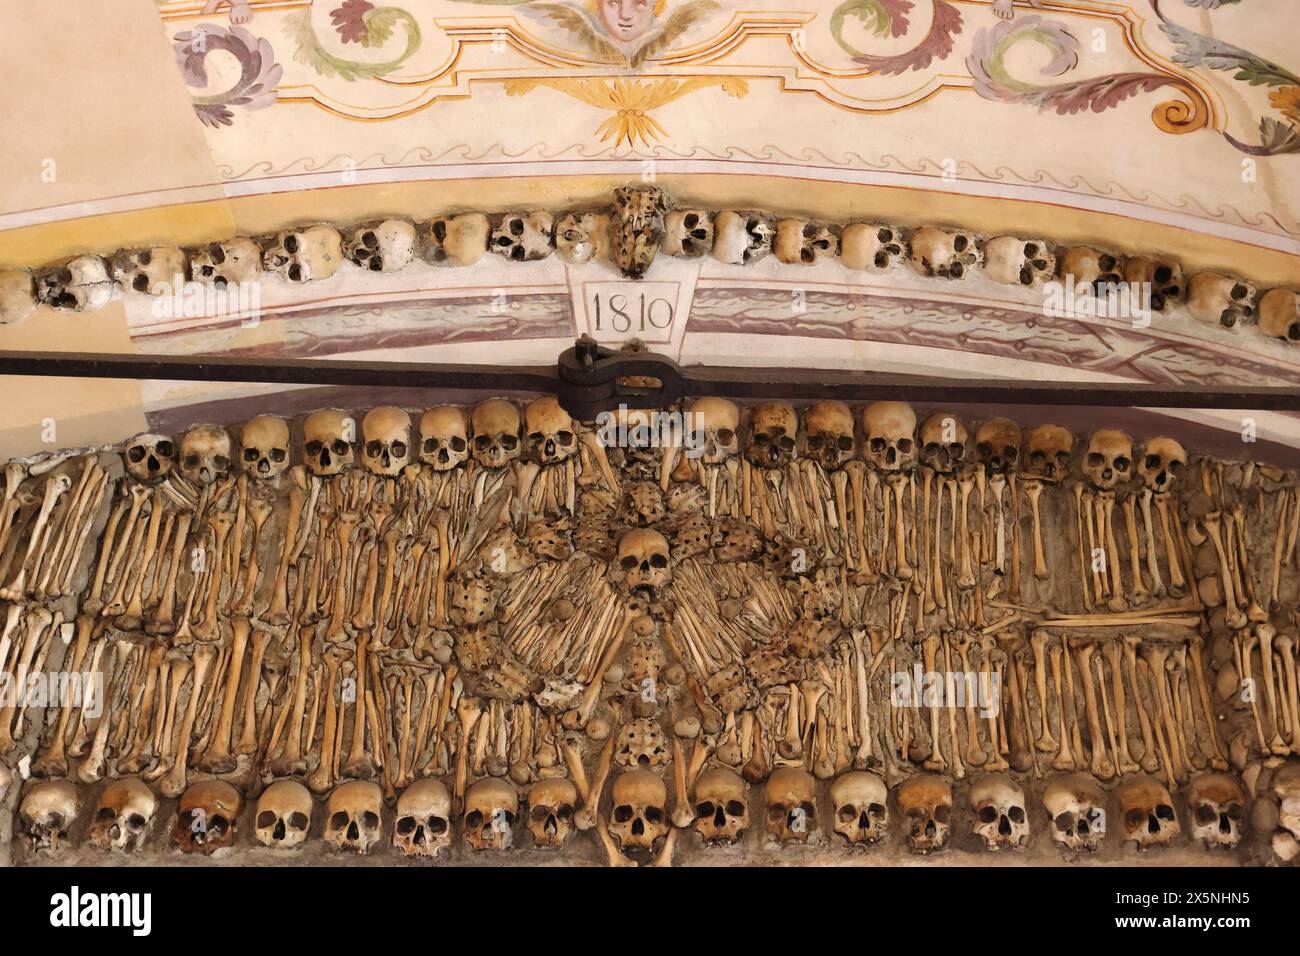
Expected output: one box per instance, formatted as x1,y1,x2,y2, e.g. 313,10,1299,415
2,398,1300,865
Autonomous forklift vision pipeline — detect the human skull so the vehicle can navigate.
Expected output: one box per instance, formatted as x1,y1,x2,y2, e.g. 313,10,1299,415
463,777,518,851
1138,437,1187,494
983,236,1055,288
687,397,740,466
897,774,952,852
609,769,669,853
179,424,232,485
1259,288,1300,342
88,777,157,852
394,778,453,858
111,246,187,296
909,226,981,279
490,211,555,262
1185,772,1246,849
1275,761,1300,840
419,405,470,471
711,211,774,265
970,773,1029,851
254,780,313,850
123,433,175,482
662,210,713,258
612,185,670,279
0,269,37,325
692,767,748,846
526,777,577,849
840,223,905,271
301,409,356,476
745,401,799,470
36,255,113,312
240,415,291,481
1043,772,1107,853
262,224,344,282
325,780,383,854
525,396,578,465
470,399,522,469
189,237,262,288
555,211,611,263
975,417,1022,475
343,218,417,273
863,401,917,473
774,219,838,266
803,401,855,471
1117,774,1180,849
173,779,241,854
1023,424,1074,482
1059,246,1123,295
19,780,79,851
361,406,411,477
420,213,490,267
763,766,817,844
830,771,889,846
1082,429,1133,491
1187,272,1257,329
614,528,672,596
1124,256,1184,312
919,412,969,475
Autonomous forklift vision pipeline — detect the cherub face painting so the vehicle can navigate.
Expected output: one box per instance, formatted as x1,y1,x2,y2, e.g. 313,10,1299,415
596,0,657,43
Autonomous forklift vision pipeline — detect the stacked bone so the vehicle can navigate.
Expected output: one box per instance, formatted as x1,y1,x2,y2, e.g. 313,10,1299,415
2,397,1299,864
1,189,1297,346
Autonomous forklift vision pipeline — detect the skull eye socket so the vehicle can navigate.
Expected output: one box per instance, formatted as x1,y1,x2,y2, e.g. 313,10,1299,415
777,435,795,451
557,430,574,446
807,436,824,450
475,435,491,450
769,805,789,822
465,810,484,828
257,811,278,829
725,800,745,817
305,440,323,456
213,455,229,471
208,815,230,836
96,807,116,823
1002,445,1018,462
621,555,639,570
243,448,259,462
283,234,300,254
331,440,350,455
868,803,886,819
367,441,383,457
696,801,716,819
288,812,308,830
531,806,551,823
649,553,668,568
183,454,200,470
528,431,544,447
271,448,286,462
1053,811,1075,832
1009,805,1025,823
128,445,146,463
1155,803,1175,822
753,433,770,446
837,436,853,451
1230,283,1248,300
837,804,856,823
124,813,147,831
643,806,664,824
362,811,380,829
1113,456,1130,472
1087,452,1104,468
423,438,438,453
1144,454,1161,470
556,805,573,821
716,428,735,444
391,441,407,457
613,804,634,823
1194,804,1217,825
897,438,913,454
978,805,998,824
428,816,448,833
1126,808,1145,828
156,440,174,457
501,435,519,450
933,804,950,823
330,811,350,830
447,436,467,452
396,816,417,835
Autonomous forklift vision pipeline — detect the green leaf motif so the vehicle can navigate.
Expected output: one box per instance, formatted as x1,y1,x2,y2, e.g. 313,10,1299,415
287,7,422,82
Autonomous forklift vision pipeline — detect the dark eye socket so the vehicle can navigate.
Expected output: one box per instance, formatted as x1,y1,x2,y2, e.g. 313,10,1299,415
753,433,770,446
528,432,544,447
1145,454,1160,470
837,436,853,450
557,430,574,445
243,448,259,462
257,811,278,829
777,436,795,450
449,436,466,452
475,435,491,449
423,437,438,453
396,816,417,835
183,454,200,470
1114,456,1130,471
128,446,146,462
501,435,519,450
156,440,174,457
621,555,639,570
288,812,308,830
331,440,350,455
614,805,634,823
649,553,668,568
305,440,323,456
1155,804,1175,821
330,811,349,830
1054,811,1075,832
271,448,286,462
391,441,407,457
978,805,998,823
644,807,664,824
96,807,116,822
1009,806,1025,823
428,816,448,833
362,812,379,828
726,800,745,816
716,428,735,444
897,438,913,454
695,802,716,819
213,455,229,471
1087,452,1104,467
1194,804,1217,825
366,441,383,456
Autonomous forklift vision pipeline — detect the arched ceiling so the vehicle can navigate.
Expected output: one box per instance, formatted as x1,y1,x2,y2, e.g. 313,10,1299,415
0,0,1297,458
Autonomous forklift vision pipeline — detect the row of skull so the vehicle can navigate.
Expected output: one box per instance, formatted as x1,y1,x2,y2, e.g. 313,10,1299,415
1,195,1297,342
120,398,1189,495
20,763,1295,858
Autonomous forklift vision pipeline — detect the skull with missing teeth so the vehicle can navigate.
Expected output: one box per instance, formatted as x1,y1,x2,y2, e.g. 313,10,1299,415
774,219,838,266
325,780,384,854
1082,429,1132,491
463,777,518,851
89,778,157,852
984,236,1055,288
490,211,555,262
1186,773,1245,849
36,256,113,312
527,778,577,849
975,417,1022,475
262,224,343,283
112,246,187,296
240,415,290,481
255,780,313,850
362,406,411,477
688,396,740,466
663,210,714,258
970,773,1029,851
1138,437,1186,494
764,767,817,844
189,238,261,289
173,780,241,854
803,400,855,471
863,401,917,473
394,778,453,858
1043,772,1107,853
614,528,672,597
693,768,749,846
471,398,521,469
302,409,356,476
745,401,799,470
1187,272,1256,329
610,769,669,855
179,424,231,485
124,433,175,482
712,211,773,265
1118,775,1179,849
898,774,951,852
20,781,79,852
909,226,981,279
525,396,577,465
1023,424,1073,482
919,412,968,475
830,771,889,846
419,405,470,471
